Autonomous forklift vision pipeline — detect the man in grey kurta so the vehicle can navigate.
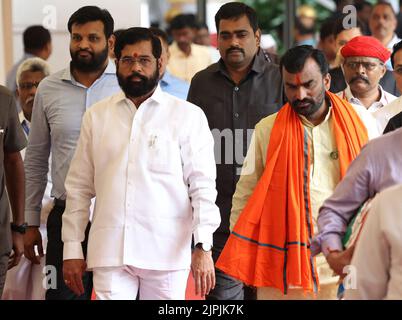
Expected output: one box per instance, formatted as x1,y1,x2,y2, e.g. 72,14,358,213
0,85,26,297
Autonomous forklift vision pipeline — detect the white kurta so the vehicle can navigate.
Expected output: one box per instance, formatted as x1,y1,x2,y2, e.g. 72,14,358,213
345,184,402,300
62,86,220,271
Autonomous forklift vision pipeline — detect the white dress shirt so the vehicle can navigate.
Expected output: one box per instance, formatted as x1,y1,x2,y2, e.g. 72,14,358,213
373,96,402,133
345,184,402,300
62,86,221,271
337,85,397,113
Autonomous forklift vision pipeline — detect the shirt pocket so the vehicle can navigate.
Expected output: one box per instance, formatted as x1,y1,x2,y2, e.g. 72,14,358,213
146,132,181,174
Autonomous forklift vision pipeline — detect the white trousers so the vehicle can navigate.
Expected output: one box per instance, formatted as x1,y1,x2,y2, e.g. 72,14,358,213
2,222,48,300
93,266,190,300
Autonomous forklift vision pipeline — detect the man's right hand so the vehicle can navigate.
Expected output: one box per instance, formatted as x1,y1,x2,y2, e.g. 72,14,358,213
63,259,87,296
24,226,43,264
326,245,355,277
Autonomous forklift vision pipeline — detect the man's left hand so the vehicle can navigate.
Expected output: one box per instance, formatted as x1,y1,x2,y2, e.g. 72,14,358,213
8,232,24,269
191,248,215,297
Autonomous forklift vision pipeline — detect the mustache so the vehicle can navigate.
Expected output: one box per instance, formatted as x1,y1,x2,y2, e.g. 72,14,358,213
292,99,314,107
25,96,35,104
127,72,148,82
226,47,245,55
350,75,370,84
75,49,93,57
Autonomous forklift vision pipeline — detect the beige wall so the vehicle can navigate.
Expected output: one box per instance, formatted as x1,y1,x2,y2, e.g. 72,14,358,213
0,0,13,85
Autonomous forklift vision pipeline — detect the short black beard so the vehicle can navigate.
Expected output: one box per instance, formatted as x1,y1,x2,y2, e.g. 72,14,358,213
290,86,326,118
70,45,109,72
117,66,160,98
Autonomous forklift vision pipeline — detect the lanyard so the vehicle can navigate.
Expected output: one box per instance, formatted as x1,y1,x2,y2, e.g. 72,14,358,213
21,120,30,135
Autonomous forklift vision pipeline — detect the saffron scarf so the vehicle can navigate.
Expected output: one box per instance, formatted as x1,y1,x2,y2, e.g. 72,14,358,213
216,91,368,294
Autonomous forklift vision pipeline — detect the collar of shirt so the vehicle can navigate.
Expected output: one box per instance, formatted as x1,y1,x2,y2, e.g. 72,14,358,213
342,85,390,112
209,48,266,79
387,34,401,50
160,71,175,87
115,84,165,109
60,59,116,85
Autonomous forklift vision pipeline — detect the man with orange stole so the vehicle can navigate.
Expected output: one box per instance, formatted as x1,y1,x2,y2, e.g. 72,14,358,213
216,45,376,299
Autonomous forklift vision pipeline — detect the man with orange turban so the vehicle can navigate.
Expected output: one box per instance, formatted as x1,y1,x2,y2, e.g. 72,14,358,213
338,35,397,133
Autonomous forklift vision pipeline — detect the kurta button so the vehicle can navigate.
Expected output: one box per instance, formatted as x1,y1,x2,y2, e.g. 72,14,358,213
234,86,239,92
330,151,339,160
234,112,239,118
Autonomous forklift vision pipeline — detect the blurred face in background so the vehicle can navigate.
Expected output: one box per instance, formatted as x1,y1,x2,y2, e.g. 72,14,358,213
194,27,211,46
17,70,47,121
171,27,195,52
335,27,362,55
369,4,397,42
319,34,337,63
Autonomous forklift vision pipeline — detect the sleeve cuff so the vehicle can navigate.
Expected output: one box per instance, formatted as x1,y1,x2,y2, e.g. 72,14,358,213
63,242,84,261
321,235,343,257
26,211,41,227
193,228,213,248
310,236,321,256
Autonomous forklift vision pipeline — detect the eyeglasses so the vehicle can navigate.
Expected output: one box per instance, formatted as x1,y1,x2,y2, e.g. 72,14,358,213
19,82,41,90
344,61,383,71
119,56,154,68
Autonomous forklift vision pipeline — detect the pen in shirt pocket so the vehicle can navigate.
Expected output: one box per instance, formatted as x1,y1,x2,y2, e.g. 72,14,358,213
149,134,158,148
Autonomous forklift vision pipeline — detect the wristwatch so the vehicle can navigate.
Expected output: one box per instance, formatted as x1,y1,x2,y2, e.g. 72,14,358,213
10,222,28,234
195,242,212,252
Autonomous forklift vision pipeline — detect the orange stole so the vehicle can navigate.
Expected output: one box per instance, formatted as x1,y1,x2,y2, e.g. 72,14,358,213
216,92,368,293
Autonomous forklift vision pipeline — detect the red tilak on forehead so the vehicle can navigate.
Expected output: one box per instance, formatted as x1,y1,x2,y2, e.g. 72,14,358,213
295,73,302,86
132,53,139,58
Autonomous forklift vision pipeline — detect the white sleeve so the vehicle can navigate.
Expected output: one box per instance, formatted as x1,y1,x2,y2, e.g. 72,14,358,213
62,110,95,260
181,108,221,247
344,193,390,300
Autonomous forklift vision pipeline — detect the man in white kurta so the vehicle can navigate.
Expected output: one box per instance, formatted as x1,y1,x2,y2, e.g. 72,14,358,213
345,184,402,300
62,27,220,300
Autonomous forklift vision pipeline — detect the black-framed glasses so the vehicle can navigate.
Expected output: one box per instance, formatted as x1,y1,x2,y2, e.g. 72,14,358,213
119,56,154,68
344,61,383,71
19,82,41,90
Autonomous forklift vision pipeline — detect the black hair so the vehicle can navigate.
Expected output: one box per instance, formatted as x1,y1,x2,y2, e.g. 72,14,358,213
333,15,366,38
149,27,169,46
113,29,126,43
169,14,197,31
196,22,209,31
114,27,162,60
23,26,51,53
391,40,402,68
319,18,336,41
280,45,329,76
355,1,372,11
215,2,258,33
68,6,114,39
